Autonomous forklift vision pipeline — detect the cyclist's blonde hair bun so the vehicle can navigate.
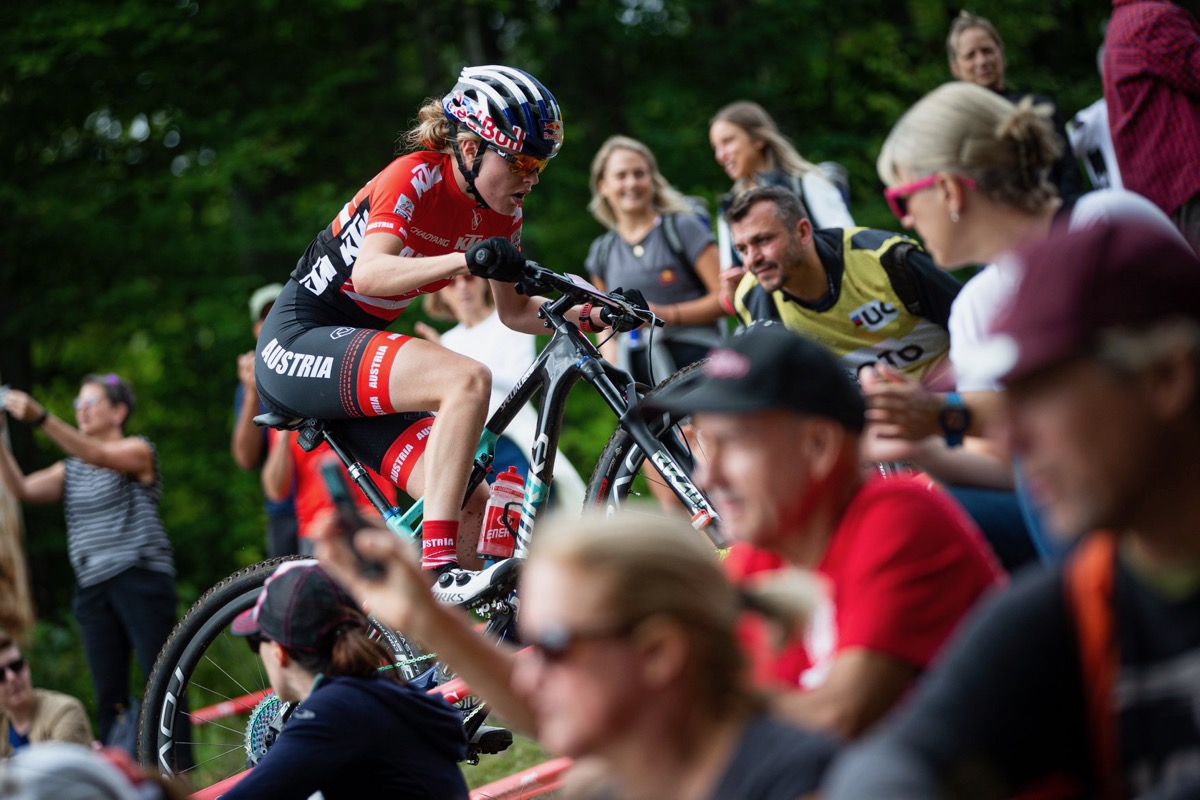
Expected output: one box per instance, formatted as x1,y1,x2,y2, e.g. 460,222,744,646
877,81,1061,215
401,97,480,154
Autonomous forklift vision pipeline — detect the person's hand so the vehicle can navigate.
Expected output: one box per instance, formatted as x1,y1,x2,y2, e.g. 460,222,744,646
237,351,257,391
315,520,436,637
465,237,526,282
860,424,921,464
3,389,45,425
860,364,941,441
602,287,649,332
413,321,442,344
719,266,746,303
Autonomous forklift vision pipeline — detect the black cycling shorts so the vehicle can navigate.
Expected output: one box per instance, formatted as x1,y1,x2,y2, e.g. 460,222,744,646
255,280,434,489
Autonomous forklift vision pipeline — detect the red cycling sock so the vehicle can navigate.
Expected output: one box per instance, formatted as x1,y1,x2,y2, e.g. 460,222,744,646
421,520,459,570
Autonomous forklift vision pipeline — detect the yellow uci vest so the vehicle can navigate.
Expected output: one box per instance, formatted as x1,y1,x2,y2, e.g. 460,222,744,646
734,227,951,381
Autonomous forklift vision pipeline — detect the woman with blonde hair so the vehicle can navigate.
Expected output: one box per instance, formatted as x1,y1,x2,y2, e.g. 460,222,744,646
865,80,1182,565
320,511,839,800
708,101,854,306
583,135,724,387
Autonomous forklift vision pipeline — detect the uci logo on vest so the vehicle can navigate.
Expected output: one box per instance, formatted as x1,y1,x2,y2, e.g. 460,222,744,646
849,300,899,333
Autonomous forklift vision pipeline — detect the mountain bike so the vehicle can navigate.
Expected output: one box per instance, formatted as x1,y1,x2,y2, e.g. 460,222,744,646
137,262,725,788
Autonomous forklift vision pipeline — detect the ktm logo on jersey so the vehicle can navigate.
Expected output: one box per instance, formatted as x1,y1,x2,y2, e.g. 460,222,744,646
410,164,443,199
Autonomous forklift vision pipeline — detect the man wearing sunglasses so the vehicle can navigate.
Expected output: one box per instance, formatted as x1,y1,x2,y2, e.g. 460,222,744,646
724,186,961,389
0,631,93,758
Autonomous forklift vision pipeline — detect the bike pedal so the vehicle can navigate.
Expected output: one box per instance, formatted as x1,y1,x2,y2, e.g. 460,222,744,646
469,724,513,755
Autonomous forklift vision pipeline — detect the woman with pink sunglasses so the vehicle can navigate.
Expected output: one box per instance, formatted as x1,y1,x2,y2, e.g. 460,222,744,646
865,81,1181,566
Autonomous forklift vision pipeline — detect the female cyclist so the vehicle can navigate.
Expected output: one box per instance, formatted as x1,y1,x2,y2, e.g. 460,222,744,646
255,65,601,601
865,80,1182,564
583,135,724,387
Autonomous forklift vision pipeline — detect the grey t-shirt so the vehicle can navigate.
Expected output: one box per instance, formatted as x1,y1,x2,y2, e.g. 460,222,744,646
584,214,714,305
709,714,839,800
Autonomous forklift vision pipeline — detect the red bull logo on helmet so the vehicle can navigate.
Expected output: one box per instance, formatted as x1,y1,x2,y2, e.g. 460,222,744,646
448,92,526,151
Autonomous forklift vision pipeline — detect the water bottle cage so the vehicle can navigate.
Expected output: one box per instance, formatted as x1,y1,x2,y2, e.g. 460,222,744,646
501,500,522,538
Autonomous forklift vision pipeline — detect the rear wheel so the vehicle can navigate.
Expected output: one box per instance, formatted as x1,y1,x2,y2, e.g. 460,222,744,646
585,361,719,533
137,556,424,785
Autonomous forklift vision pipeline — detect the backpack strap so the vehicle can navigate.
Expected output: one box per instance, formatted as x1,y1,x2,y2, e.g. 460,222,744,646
662,213,704,291
878,241,924,317
1063,530,1124,800
597,229,619,286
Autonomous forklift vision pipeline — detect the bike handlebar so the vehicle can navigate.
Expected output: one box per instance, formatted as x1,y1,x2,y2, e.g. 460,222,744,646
515,261,664,330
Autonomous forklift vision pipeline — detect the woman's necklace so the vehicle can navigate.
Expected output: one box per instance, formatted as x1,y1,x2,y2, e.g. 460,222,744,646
621,214,658,259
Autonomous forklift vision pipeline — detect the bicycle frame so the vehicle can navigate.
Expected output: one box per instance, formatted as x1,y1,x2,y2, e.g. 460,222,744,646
324,265,725,554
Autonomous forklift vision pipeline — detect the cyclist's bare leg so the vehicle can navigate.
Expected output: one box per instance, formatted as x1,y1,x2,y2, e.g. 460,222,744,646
383,338,490,567
404,461,489,570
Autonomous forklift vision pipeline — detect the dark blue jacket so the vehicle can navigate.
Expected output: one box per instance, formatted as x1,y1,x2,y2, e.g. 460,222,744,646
221,674,468,799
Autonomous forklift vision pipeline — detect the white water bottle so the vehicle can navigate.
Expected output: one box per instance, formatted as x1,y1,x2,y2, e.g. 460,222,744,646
477,466,524,558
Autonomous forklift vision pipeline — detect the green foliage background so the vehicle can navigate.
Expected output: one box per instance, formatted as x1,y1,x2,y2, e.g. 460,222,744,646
2,0,1108,719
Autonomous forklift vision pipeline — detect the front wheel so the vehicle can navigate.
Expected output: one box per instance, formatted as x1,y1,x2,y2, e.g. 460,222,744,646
137,556,424,786
585,361,721,540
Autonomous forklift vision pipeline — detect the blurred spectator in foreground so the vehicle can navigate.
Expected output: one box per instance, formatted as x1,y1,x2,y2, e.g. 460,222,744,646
946,10,1083,202
825,220,1200,799
647,325,1002,739
0,741,187,799
0,631,92,758
232,282,299,557
321,512,841,800
1104,0,1200,252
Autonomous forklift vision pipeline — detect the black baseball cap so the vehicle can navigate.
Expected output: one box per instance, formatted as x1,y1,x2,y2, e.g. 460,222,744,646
232,560,364,653
647,324,866,431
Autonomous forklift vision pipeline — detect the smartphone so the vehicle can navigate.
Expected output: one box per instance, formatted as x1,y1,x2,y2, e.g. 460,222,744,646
319,461,385,581
0,386,10,410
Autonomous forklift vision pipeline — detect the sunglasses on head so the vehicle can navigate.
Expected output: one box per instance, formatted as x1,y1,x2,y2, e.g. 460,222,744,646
485,143,548,178
883,173,977,221
0,657,27,680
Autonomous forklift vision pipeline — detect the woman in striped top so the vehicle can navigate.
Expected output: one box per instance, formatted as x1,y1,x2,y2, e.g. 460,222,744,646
0,374,176,743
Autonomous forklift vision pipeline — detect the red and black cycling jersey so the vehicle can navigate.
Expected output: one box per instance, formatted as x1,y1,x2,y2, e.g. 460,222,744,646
289,150,523,329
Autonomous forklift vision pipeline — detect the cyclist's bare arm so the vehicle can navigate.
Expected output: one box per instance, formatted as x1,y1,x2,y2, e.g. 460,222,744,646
350,231,471,297
317,528,537,733
492,279,608,337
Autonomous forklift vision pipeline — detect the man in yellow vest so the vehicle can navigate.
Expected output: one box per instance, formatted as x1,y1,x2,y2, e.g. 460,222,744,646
724,185,959,389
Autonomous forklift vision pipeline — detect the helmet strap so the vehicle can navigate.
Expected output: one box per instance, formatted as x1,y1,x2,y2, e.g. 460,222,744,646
450,125,490,210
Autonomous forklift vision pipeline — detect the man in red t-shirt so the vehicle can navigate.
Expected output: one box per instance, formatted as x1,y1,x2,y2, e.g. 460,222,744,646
650,325,1002,738
262,428,399,555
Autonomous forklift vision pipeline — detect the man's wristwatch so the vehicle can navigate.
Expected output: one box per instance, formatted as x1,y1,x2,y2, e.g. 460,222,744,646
938,392,971,448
